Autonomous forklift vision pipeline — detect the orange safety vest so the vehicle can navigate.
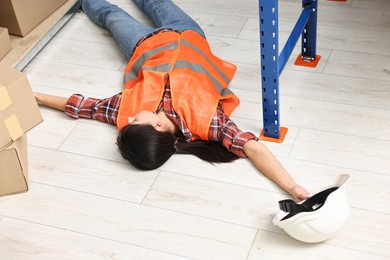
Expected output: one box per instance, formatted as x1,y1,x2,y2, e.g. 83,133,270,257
117,30,240,140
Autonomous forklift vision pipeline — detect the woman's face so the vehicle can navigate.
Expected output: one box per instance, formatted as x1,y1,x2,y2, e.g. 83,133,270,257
127,111,161,130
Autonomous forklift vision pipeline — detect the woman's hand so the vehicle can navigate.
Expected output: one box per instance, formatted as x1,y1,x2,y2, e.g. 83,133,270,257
289,184,310,202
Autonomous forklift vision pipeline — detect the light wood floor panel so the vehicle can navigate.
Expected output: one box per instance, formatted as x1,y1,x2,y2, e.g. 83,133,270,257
161,154,278,190
329,207,390,257
25,59,124,98
58,121,124,162
351,0,390,9
28,146,158,203
0,218,191,260
0,183,256,260
290,128,390,174
325,51,390,82
28,115,78,150
174,0,259,18
279,70,390,110
143,171,286,230
35,37,125,70
280,0,390,31
248,230,389,260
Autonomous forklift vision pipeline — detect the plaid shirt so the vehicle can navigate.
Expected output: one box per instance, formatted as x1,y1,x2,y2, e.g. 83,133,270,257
65,83,256,157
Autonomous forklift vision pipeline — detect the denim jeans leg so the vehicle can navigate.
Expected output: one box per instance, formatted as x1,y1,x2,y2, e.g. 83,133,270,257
81,0,155,60
132,0,205,38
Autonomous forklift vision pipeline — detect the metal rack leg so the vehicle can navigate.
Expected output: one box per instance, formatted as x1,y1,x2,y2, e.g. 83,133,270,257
295,0,321,67
259,0,286,141
302,0,318,60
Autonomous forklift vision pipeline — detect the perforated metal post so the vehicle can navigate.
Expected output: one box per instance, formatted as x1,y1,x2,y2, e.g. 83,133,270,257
301,0,318,60
259,0,281,139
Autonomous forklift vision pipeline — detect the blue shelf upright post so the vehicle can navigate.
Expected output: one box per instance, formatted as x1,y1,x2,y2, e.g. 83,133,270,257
295,0,321,67
258,0,286,141
302,0,318,60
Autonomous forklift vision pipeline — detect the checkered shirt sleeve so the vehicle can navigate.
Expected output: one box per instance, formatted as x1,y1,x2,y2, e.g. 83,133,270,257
65,93,121,125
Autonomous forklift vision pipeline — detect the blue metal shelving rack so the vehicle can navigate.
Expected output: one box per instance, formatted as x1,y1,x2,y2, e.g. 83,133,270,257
259,0,319,142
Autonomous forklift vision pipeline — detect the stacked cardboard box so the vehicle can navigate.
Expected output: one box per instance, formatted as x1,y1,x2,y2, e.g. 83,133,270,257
0,61,43,196
0,0,68,36
0,27,11,59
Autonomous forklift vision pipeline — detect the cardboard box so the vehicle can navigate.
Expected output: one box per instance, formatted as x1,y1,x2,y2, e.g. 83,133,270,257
0,0,68,36
0,134,28,196
0,62,42,196
0,61,43,150
0,27,11,59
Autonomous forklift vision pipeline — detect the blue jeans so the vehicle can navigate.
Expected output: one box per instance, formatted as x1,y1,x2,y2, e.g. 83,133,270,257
81,0,206,60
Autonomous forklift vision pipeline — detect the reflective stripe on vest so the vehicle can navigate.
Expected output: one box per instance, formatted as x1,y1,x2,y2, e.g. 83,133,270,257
181,39,230,85
173,60,229,96
123,42,178,84
123,38,232,96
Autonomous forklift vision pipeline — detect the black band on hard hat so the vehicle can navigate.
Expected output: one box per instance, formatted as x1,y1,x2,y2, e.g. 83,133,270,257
279,187,338,221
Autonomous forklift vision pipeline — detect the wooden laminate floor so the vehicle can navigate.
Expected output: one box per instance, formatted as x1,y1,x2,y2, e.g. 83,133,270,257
1,0,389,259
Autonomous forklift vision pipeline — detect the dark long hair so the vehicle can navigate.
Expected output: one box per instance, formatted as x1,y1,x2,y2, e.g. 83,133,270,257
117,124,238,170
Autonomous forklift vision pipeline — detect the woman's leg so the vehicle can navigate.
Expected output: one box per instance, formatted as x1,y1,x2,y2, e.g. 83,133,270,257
132,0,205,38
81,0,155,59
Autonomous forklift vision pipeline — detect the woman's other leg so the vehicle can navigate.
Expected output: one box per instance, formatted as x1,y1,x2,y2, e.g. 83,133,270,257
81,0,155,60
132,0,205,38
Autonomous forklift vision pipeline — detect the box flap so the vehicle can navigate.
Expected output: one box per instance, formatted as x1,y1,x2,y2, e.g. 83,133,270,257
0,62,43,149
0,137,28,196
0,27,12,59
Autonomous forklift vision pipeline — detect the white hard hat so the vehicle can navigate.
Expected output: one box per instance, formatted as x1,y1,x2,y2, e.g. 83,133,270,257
273,174,351,243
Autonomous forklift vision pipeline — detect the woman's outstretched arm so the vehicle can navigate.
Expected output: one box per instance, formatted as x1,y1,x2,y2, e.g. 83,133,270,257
243,139,310,202
34,92,119,125
34,92,68,111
